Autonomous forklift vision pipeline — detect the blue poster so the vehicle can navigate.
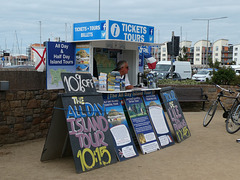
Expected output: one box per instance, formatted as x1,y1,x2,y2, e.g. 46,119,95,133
143,94,175,148
108,20,154,43
104,99,138,161
46,42,76,90
75,44,90,73
73,20,107,41
124,97,160,154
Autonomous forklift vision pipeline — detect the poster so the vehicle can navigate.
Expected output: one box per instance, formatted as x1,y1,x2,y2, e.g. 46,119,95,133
75,44,90,73
94,48,118,75
160,87,191,143
46,42,76,90
143,94,174,147
124,97,160,154
104,99,138,161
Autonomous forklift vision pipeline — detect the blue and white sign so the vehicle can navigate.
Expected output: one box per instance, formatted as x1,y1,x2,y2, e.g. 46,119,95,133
108,20,154,43
73,20,107,41
46,42,76,90
73,20,154,43
47,42,75,66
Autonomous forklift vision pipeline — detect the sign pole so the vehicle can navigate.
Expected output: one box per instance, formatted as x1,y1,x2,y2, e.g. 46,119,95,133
171,31,174,79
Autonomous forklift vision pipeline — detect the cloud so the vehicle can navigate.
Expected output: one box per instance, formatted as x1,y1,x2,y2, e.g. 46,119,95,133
0,0,239,53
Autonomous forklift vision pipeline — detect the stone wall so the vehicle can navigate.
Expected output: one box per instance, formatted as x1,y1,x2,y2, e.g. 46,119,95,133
0,69,63,145
0,89,63,145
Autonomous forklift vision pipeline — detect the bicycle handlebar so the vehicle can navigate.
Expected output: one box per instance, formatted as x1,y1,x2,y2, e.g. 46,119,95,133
215,84,235,94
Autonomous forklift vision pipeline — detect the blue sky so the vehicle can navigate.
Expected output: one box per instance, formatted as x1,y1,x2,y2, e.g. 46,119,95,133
0,0,239,54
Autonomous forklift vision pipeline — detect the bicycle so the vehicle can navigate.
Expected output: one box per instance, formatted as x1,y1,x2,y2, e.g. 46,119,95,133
203,84,240,134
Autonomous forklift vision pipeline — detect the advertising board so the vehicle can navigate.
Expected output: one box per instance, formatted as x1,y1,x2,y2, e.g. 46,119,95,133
73,20,154,43
46,42,76,90
73,20,107,41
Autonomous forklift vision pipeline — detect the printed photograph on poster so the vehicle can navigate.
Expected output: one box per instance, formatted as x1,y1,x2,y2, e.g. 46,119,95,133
143,94,174,147
75,45,90,73
124,97,160,154
126,99,148,118
104,99,139,161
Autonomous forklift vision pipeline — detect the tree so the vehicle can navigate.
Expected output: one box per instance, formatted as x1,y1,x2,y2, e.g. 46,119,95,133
209,59,220,69
178,46,188,61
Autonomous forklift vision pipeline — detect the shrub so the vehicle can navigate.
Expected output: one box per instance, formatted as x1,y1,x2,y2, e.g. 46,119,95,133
232,75,240,85
211,67,236,85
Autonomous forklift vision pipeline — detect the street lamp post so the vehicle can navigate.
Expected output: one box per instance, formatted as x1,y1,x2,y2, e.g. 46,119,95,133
192,17,227,67
39,21,42,45
98,0,100,21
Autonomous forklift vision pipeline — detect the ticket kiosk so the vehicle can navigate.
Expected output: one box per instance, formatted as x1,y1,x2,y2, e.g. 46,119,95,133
72,20,155,85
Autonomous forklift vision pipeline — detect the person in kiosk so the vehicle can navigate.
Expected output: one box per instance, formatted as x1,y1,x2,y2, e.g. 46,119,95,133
113,60,133,90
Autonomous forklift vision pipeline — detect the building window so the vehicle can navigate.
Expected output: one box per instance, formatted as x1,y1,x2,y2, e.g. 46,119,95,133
196,58,200,61
162,47,166,52
215,53,218,56
234,53,238,56
235,47,238,51
216,46,219,51
162,54,166,57
196,47,200,51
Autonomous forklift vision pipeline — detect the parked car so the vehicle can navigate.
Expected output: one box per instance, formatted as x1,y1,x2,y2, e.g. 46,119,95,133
192,68,216,82
143,71,181,86
157,72,182,81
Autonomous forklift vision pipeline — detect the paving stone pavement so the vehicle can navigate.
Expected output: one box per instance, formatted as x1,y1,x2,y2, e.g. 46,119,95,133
1,110,240,180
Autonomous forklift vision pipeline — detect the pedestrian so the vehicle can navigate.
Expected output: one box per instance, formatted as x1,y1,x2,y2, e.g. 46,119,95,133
113,60,133,90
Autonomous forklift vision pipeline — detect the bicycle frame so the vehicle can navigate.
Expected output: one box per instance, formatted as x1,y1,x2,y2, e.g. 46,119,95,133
217,91,240,115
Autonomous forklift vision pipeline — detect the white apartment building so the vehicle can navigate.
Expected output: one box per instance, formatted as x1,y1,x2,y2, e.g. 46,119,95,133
233,44,240,65
180,41,192,48
212,39,228,63
193,40,210,65
160,42,168,61
148,39,237,66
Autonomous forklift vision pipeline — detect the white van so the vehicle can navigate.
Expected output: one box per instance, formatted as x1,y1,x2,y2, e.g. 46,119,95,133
231,65,240,75
153,61,192,79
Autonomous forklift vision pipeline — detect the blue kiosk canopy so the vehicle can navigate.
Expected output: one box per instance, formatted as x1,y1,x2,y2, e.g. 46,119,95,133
73,20,154,43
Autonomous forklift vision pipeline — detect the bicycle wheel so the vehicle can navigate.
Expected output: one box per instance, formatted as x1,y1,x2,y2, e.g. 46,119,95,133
230,103,240,125
226,103,240,134
203,100,218,127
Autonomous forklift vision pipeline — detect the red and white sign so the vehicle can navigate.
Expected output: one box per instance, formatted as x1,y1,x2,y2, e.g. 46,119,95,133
31,47,46,72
